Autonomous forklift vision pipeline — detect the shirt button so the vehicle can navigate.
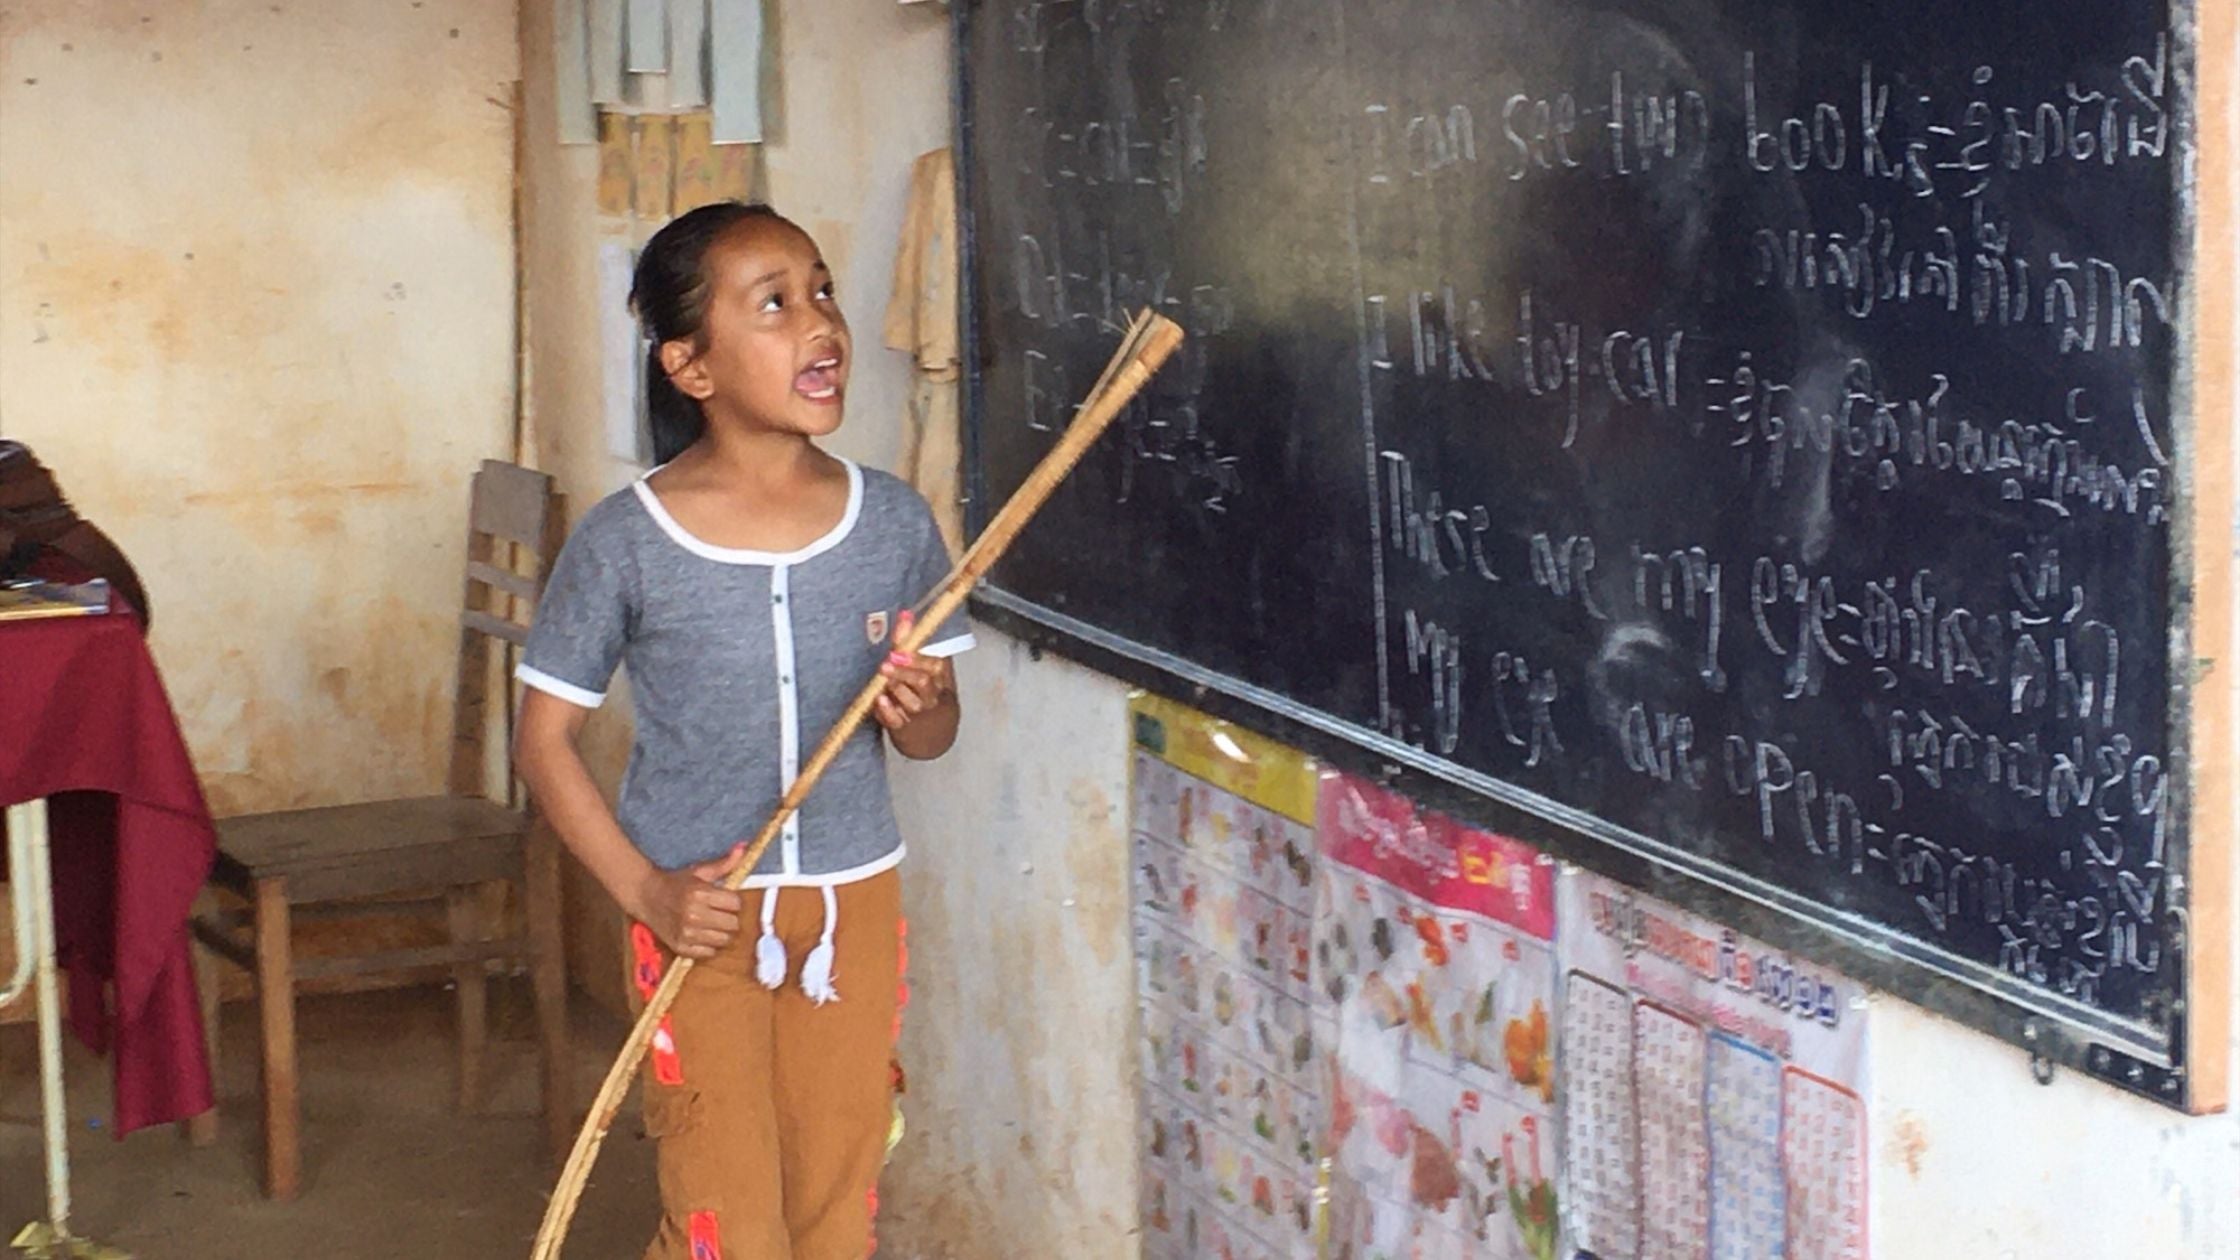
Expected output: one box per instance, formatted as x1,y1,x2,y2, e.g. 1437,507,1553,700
780,674,792,685
773,593,784,605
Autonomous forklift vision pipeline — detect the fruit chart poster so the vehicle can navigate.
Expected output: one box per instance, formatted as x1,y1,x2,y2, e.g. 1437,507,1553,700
1129,695,1328,1260
1556,870,1872,1260
1315,772,1564,1260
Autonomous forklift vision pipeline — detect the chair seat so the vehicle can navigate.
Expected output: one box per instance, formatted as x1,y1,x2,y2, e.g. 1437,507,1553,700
214,796,532,902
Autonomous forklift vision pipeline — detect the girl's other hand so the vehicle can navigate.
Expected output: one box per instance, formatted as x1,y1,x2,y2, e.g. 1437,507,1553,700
875,610,953,732
630,843,749,959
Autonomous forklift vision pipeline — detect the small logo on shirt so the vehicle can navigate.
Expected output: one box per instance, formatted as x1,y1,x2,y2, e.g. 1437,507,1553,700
865,610,890,644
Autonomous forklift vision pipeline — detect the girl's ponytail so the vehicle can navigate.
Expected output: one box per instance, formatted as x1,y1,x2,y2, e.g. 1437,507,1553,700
628,200,786,465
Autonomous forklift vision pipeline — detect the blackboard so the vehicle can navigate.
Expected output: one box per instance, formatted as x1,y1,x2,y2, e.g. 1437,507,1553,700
955,0,2231,1107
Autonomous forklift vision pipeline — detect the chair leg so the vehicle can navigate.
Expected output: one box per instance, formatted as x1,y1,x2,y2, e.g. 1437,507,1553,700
253,877,300,1200
183,899,221,1147
446,886,488,1113
525,826,571,1165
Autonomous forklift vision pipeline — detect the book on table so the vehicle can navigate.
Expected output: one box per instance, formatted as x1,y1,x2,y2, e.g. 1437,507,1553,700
0,577,112,622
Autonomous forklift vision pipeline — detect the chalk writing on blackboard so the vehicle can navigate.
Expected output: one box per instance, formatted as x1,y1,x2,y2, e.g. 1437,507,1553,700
964,0,2198,1058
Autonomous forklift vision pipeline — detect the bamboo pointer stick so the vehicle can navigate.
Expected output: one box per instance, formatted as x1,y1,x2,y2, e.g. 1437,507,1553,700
909,306,1157,624
529,311,1184,1259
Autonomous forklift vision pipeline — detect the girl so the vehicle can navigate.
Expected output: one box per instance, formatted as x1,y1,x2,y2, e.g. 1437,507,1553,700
515,201,971,1260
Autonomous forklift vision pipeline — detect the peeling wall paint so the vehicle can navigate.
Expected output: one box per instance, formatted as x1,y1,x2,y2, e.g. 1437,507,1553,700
0,1,520,818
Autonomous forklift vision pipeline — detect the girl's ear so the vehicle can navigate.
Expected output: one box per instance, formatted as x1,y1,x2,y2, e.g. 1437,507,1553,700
660,337,716,402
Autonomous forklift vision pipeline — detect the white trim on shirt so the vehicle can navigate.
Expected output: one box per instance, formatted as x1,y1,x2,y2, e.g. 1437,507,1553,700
737,844,906,890
770,564,804,876
517,663,606,709
631,458,865,566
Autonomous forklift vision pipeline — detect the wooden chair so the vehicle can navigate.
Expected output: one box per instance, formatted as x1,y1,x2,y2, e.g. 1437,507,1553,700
190,460,572,1200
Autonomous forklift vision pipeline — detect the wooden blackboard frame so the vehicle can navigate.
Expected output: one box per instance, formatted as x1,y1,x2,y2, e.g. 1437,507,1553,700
950,0,2231,1113
2182,0,2234,1116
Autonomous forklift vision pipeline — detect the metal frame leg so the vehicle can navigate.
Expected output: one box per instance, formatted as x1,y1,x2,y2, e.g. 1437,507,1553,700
7,800,136,1259
6,799,71,1243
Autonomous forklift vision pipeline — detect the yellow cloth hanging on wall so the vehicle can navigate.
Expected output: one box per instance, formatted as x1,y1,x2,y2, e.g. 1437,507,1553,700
885,148,965,558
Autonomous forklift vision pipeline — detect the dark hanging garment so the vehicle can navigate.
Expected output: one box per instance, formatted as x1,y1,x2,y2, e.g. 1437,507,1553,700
0,440,153,630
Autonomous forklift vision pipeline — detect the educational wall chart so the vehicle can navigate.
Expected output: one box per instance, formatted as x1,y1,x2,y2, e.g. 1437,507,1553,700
1129,696,1328,1260
1129,696,1881,1259
1315,772,1563,1260
1556,871,1873,1260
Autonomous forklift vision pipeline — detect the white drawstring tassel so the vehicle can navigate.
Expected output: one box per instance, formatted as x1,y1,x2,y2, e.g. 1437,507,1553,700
755,886,787,990
801,884,840,1005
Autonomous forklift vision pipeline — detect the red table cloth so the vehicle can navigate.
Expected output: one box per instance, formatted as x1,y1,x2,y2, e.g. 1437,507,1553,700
0,597,215,1136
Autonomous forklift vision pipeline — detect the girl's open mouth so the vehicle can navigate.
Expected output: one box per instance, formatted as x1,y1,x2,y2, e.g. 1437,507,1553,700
795,357,844,402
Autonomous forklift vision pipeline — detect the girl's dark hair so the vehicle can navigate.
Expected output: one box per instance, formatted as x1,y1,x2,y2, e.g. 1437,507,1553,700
630,200,788,464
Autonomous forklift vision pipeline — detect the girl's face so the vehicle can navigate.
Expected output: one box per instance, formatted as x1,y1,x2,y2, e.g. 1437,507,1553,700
669,216,851,438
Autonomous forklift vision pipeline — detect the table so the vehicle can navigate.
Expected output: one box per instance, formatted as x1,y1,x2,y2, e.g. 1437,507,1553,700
1,600,216,1138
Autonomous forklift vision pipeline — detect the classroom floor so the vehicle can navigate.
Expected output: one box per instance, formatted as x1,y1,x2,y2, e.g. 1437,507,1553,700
0,980,658,1258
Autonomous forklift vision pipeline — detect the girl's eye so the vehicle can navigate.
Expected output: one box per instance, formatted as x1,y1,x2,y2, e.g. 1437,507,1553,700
816,282,837,301
759,293,784,313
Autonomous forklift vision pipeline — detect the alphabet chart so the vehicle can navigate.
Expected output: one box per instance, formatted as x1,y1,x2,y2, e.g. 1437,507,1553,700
1557,872,1871,1260
1129,696,1327,1260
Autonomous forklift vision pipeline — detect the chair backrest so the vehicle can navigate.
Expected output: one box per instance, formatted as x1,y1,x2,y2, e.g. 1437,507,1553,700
460,460,561,647
451,461,563,800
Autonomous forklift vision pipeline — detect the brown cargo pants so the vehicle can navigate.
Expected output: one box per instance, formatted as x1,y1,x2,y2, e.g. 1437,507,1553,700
629,870,902,1260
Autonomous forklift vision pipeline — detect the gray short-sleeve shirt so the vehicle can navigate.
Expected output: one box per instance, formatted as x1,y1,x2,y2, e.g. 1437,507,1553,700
517,460,973,884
